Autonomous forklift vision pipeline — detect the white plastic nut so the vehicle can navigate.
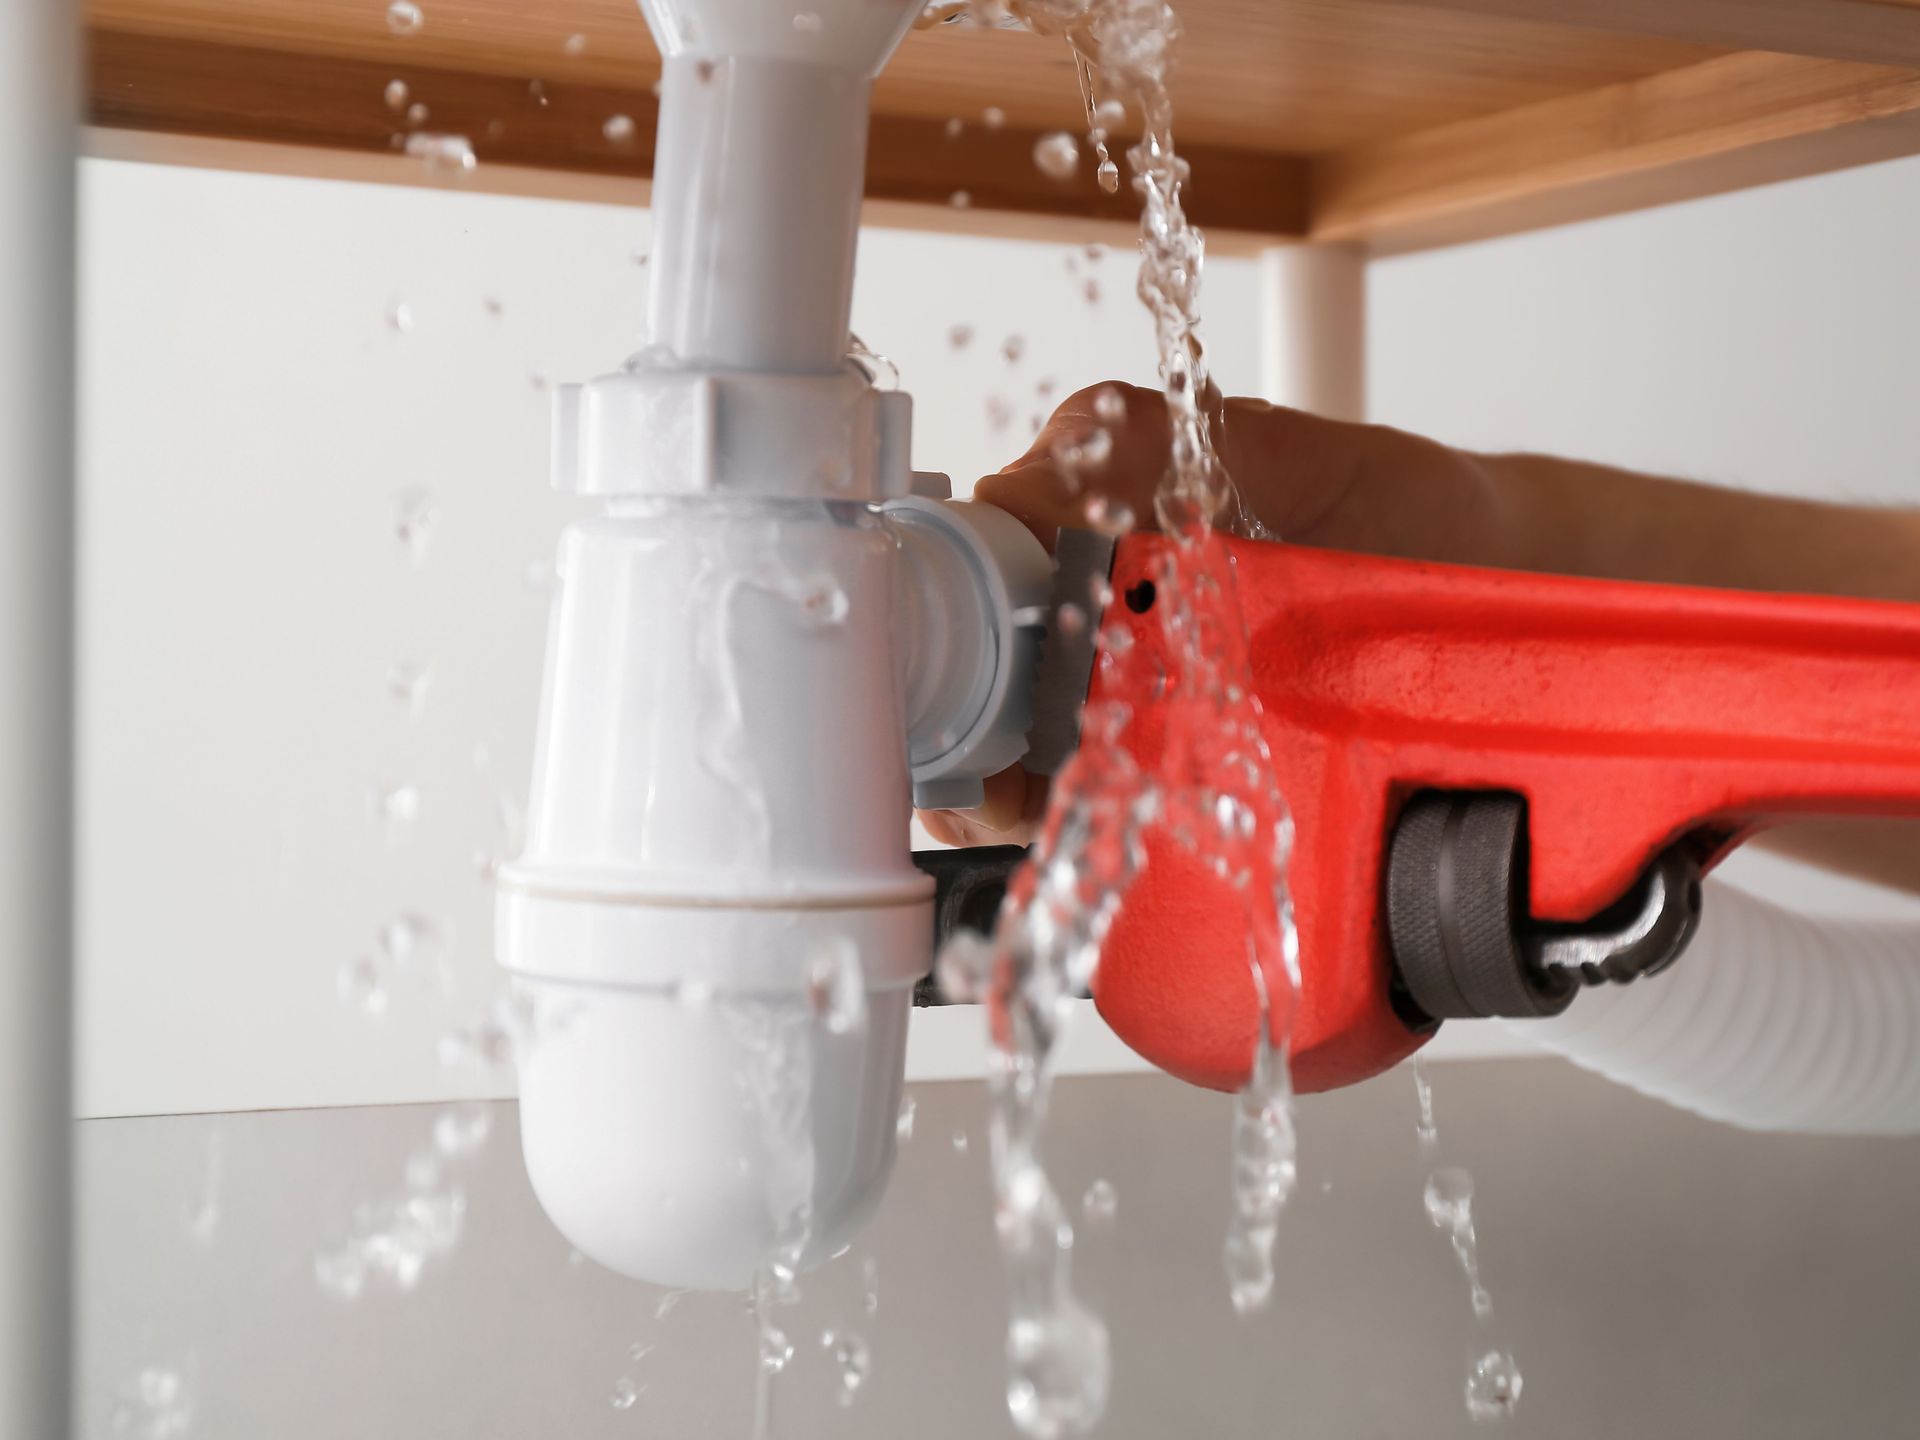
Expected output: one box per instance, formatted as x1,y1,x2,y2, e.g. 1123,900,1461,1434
885,496,1053,810
551,366,912,502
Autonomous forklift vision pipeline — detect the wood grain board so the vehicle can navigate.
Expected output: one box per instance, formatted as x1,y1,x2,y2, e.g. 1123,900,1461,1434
82,0,1920,251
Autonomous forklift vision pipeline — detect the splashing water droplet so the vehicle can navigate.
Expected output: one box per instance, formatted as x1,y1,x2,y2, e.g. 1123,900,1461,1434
1083,495,1134,538
983,105,1006,129
1223,1027,1299,1316
404,1148,442,1192
1001,333,1026,365
758,1321,795,1375
1051,427,1111,477
1092,386,1127,425
435,1030,472,1069
377,910,440,968
186,1130,223,1245
404,132,476,175
847,332,900,391
1092,97,1125,128
820,1329,871,1406
1033,131,1079,181
986,395,1013,433
1095,159,1120,193
1424,1162,1494,1319
371,782,421,839
1055,603,1086,639
862,1254,881,1315
386,0,422,35
951,1128,970,1154
433,1102,492,1157
529,79,548,107
945,116,964,139
805,937,867,1035
386,298,414,333
949,323,975,350
628,1340,654,1363
386,658,431,718
793,11,824,32
654,1288,687,1320
949,190,972,209
1080,1179,1117,1226
609,1377,640,1411
1007,1310,1110,1440
393,487,436,565
896,1093,917,1141
314,1246,368,1300
1414,1056,1439,1155
1424,1166,1473,1231
137,1366,184,1412
1083,278,1102,305
1466,1350,1523,1422
563,32,587,55
405,101,429,127
604,113,636,144
384,79,409,110
337,957,387,1016
482,294,503,317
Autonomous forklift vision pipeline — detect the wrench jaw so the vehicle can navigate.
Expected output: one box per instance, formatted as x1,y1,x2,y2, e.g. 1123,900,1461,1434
1385,790,1706,1027
1525,845,1704,992
1022,527,1118,779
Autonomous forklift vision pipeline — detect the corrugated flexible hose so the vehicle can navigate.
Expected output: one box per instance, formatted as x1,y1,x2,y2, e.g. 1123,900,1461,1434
1504,880,1920,1134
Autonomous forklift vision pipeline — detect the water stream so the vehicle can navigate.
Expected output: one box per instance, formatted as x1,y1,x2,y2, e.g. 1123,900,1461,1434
929,1,1305,1432
362,5,1302,1433
1412,1059,1525,1422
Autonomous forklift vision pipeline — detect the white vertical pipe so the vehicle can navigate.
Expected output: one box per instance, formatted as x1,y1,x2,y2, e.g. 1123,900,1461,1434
645,55,871,372
0,0,73,1431
1258,244,1367,422
638,0,921,374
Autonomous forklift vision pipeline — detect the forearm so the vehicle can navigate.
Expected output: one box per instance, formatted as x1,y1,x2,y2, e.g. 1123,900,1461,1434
1483,452,1920,603
1479,452,1920,894
1232,405,1919,605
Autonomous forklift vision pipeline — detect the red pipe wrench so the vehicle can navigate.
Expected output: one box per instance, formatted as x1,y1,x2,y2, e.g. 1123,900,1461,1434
1082,536,1920,1095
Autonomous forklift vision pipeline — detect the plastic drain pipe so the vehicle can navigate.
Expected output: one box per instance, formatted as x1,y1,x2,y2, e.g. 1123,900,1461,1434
1506,880,1920,1134
496,0,1051,1292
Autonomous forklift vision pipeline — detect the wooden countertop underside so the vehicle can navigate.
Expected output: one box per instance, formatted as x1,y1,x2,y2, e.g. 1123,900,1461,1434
86,0,1920,251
